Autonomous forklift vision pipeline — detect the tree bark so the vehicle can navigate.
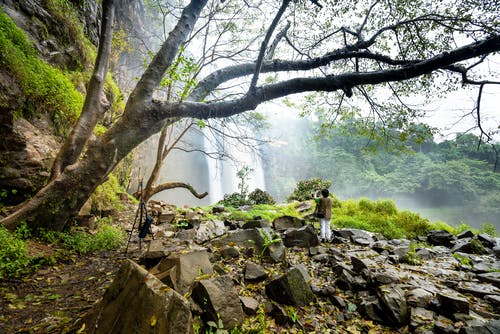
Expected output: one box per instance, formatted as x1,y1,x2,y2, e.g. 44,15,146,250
134,182,208,201
50,0,115,180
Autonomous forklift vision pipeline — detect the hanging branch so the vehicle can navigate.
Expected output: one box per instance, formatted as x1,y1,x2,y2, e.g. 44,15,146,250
248,0,291,93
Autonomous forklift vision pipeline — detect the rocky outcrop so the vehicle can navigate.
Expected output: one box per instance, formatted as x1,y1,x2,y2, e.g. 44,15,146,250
83,259,193,334
114,200,500,333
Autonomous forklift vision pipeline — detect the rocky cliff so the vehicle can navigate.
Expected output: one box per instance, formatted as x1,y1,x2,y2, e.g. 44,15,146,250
0,0,102,204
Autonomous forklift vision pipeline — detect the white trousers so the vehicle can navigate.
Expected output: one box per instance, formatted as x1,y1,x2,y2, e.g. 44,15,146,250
320,218,331,240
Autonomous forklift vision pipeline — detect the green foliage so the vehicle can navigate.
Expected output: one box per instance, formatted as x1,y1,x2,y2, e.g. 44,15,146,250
332,198,432,239
90,174,126,213
14,221,32,240
219,193,249,208
259,229,281,257
0,226,30,279
429,221,454,233
287,178,332,202
227,203,299,223
248,189,276,205
453,253,472,267
402,242,423,266
479,223,498,237
0,8,84,135
59,222,125,254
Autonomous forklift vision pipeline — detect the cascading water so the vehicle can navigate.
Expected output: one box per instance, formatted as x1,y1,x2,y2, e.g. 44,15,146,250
203,125,266,204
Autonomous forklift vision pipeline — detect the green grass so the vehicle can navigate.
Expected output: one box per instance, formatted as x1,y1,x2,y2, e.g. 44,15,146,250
225,203,300,222
332,198,433,239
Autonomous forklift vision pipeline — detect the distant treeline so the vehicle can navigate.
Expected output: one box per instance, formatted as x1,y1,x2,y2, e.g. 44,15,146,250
262,118,500,229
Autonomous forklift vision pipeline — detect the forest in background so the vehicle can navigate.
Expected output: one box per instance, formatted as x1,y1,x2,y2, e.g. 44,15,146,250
262,116,500,230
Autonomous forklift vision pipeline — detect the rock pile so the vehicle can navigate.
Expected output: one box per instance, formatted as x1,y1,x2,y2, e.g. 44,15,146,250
85,201,500,333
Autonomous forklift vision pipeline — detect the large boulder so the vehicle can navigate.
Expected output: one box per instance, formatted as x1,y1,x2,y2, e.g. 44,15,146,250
272,215,305,231
377,284,409,327
192,275,245,330
436,291,470,318
283,224,320,248
265,264,315,307
150,250,213,295
194,220,227,244
84,259,193,334
427,230,455,247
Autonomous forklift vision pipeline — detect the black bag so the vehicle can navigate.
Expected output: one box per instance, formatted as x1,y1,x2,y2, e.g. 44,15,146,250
316,212,325,219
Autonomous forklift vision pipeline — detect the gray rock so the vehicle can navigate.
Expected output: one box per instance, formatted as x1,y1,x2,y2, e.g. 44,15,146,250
410,307,435,332
150,250,213,295
477,234,496,249
457,230,475,239
377,284,409,326
334,228,377,243
84,259,193,334
211,228,285,262
407,288,434,308
451,238,487,255
437,291,469,318
415,247,436,260
244,261,268,282
427,230,455,247
359,295,385,324
351,256,377,272
242,219,271,229
309,245,327,255
192,275,245,329
220,246,240,259
336,269,368,291
434,315,455,334
265,265,315,307
283,224,320,248
459,319,500,334
240,296,259,315
456,281,500,298
194,220,226,244
477,272,500,288
272,215,305,231
371,267,400,286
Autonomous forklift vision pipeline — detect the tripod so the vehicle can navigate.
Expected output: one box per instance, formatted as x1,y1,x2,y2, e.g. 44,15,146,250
125,180,154,255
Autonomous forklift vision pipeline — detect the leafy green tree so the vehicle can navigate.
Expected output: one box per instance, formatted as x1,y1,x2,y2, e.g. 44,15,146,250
2,0,500,230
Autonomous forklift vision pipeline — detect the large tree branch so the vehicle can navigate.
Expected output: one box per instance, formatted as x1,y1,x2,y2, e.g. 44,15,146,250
50,0,115,179
134,182,208,200
171,34,500,119
126,0,207,107
248,0,291,92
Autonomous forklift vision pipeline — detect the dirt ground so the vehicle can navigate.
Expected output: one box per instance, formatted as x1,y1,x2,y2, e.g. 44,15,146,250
0,243,129,334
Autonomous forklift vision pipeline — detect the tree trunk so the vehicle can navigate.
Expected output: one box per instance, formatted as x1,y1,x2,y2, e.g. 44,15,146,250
0,0,208,231
51,0,115,180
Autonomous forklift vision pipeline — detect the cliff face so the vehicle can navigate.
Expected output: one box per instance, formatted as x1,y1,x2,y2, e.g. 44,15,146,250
0,0,103,204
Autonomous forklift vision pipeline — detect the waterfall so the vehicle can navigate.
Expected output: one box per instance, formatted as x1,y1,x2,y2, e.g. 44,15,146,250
203,126,266,204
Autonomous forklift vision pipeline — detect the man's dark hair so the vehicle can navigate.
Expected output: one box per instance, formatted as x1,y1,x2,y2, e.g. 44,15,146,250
321,189,329,197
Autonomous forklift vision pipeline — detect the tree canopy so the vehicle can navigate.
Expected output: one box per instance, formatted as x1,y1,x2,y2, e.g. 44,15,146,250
1,0,500,230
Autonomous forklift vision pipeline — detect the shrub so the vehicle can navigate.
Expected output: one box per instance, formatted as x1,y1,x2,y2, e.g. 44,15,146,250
91,174,126,213
287,178,331,202
479,222,497,237
248,188,276,205
218,192,249,208
59,222,125,254
0,226,30,278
